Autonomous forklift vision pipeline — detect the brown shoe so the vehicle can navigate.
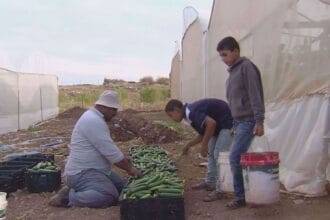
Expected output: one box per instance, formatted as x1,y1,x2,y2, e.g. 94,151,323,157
49,186,70,207
203,191,224,202
191,182,215,191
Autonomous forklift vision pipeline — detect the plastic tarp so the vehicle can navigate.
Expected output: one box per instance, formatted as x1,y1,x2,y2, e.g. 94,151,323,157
18,74,42,130
0,68,58,134
170,52,181,99
171,0,330,196
206,0,330,102
39,75,59,120
251,95,329,196
181,18,206,102
0,68,19,134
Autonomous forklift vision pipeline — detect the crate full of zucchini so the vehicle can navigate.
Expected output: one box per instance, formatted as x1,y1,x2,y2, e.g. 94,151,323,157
120,145,185,220
26,161,61,193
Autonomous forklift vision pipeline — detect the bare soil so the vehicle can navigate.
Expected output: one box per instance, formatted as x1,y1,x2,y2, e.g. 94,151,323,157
1,110,329,220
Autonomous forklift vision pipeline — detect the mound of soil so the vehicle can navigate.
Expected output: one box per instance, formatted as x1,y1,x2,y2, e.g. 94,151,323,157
58,107,86,119
115,111,180,144
57,107,180,144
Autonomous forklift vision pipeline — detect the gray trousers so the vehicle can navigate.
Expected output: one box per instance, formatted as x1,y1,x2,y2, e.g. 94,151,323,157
66,169,125,208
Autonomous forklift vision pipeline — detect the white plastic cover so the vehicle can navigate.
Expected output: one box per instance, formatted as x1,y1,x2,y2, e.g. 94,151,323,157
0,68,58,134
181,18,206,102
0,68,19,134
206,0,330,103
170,0,330,196
169,52,181,100
251,95,329,196
39,75,59,120
18,74,42,130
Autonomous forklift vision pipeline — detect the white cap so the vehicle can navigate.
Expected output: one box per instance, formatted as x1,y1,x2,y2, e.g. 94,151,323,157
95,90,121,109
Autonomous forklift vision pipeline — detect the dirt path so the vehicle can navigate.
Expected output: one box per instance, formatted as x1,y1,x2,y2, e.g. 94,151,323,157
1,110,330,220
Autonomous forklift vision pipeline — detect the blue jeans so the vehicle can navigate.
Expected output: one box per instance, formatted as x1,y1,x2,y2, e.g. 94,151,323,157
66,169,125,208
206,129,233,192
230,120,255,201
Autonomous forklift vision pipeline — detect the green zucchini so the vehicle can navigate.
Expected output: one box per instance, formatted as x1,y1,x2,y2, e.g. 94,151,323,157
158,188,183,194
158,192,183,198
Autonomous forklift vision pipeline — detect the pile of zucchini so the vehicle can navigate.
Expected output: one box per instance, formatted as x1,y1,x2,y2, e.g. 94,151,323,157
122,145,184,200
29,161,58,173
129,145,177,175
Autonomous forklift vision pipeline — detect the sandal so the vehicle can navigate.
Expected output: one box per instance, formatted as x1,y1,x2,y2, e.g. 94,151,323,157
226,200,246,209
203,191,225,202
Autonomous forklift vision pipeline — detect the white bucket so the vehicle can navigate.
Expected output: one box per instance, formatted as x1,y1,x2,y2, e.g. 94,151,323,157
243,168,280,205
242,152,280,205
0,192,7,220
217,152,234,192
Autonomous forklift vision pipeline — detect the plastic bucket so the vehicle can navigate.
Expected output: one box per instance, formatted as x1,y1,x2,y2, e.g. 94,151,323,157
217,152,234,192
241,152,280,205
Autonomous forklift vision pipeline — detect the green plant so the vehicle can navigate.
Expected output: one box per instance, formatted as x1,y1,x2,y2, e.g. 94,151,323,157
27,125,40,132
114,87,128,102
159,88,170,101
140,87,157,103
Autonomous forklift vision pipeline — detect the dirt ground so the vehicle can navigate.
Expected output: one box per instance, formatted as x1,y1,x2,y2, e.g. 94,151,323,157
1,109,329,220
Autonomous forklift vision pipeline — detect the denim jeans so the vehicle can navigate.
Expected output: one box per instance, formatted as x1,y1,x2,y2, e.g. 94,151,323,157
230,120,255,201
206,129,233,192
66,169,125,208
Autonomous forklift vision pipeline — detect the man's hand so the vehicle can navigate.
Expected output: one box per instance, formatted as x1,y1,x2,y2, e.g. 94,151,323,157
254,124,264,136
200,144,208,158
127,167,142,178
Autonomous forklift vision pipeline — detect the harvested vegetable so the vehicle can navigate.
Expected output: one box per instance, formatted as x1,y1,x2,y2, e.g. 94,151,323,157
29,161,58,173
121,145,184,201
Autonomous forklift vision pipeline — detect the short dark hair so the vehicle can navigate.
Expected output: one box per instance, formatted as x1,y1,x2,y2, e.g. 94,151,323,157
217,36,240,52
165,99,183,112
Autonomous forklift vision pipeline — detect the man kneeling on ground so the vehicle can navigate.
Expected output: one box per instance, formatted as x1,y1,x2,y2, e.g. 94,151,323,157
49,90,142,208
165,99,233,202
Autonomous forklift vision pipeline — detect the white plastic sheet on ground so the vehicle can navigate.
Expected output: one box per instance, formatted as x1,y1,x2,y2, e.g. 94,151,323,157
251,95,329,196
0,67,58,134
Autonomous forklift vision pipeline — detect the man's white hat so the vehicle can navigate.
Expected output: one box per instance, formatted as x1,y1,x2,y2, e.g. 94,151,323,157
95,90,121,109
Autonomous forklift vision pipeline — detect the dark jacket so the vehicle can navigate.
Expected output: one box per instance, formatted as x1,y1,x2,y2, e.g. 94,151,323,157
184,99,233,136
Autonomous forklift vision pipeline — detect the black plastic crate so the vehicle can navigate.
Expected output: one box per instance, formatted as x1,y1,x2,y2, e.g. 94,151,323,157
0,161,36,167
0,153,56,193
9,154,54,163
26,169,61,193
0,175,19,193
120,197,185,220
0,169,26,192
0,165,28,171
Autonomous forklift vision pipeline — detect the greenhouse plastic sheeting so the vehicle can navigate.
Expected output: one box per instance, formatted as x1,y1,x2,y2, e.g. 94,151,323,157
0,69,19,134
170,52,181,100
18,74,42,130
181,18,206,102
39,75,59,120
206,0,330,103
251,95,330,196
0,68,58,134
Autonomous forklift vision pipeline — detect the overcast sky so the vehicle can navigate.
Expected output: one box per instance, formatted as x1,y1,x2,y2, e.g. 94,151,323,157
0,0,213,84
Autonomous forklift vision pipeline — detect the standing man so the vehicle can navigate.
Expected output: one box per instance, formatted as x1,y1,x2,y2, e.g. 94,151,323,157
165,98,233,202
217,36,265,209
49,90,141,208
